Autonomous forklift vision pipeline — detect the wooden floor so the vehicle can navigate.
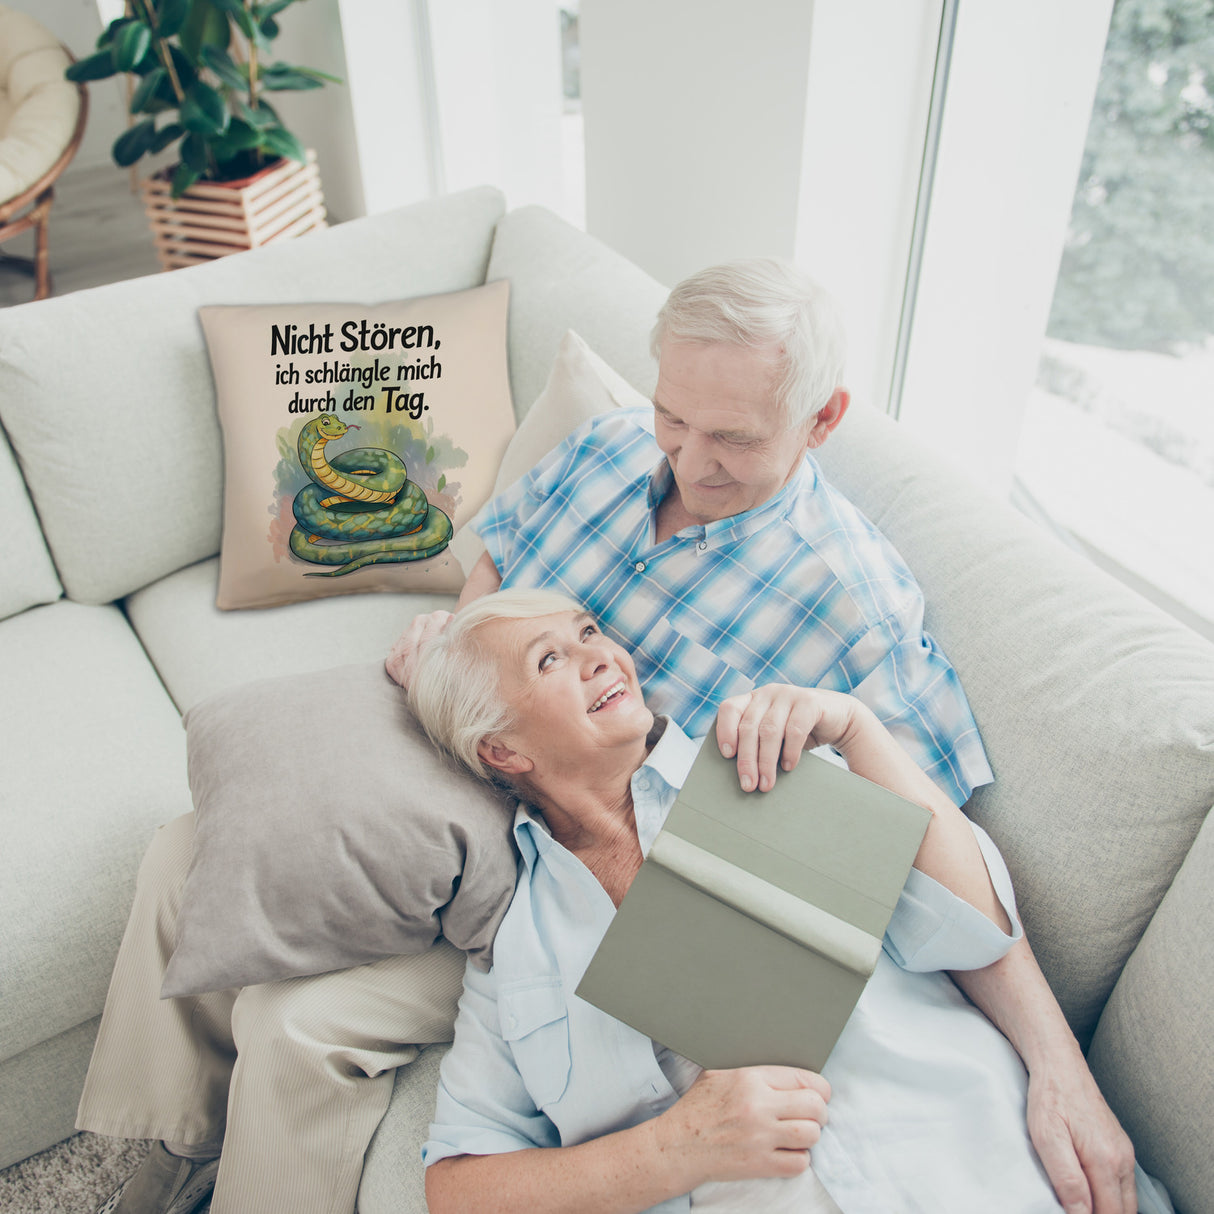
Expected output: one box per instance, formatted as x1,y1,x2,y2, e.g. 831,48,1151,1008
0,162,162,308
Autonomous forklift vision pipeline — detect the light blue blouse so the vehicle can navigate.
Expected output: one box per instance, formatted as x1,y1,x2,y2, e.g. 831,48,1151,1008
424,721,1066,1212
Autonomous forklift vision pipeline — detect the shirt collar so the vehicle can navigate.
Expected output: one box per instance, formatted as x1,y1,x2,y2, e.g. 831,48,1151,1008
512,716,703,869
645,456,818,547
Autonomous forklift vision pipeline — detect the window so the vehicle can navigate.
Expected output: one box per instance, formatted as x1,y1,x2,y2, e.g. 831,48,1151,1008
1014,0,1214,636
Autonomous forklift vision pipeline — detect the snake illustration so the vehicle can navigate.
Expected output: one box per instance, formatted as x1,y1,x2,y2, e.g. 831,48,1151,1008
288,415,453,576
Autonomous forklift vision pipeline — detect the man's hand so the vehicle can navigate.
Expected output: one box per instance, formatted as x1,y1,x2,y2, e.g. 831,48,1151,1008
715,684,859,792
1026,1061,1137,1214
385,610,453,689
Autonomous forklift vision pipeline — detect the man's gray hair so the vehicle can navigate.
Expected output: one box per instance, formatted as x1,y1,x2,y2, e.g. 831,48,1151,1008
650,258,847,429
407,588,586,781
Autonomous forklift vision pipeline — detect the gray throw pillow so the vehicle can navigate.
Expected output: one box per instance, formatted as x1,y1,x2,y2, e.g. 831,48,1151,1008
161,662,518,997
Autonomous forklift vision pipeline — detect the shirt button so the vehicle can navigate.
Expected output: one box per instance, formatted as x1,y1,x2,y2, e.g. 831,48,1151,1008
634,561,646,573
697,541,707,551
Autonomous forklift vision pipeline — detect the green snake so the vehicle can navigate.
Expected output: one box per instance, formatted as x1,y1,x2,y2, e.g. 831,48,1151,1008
289,415,452,576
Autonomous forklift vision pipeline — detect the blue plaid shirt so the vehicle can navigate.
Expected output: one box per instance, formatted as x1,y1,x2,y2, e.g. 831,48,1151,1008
472,407,992,805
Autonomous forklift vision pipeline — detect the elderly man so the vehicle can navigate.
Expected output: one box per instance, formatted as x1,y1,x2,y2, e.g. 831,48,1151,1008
389,260,1136,1214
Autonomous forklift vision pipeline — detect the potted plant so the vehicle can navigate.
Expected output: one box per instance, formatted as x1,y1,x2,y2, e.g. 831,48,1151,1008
66,0,339,268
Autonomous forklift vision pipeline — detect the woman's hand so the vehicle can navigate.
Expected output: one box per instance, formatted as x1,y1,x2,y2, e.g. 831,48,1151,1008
654,1066,831,1185
715,685,861,792
385,610,453,689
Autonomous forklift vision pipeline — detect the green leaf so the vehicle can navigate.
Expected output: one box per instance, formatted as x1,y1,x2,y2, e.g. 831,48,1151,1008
294,65,343,85
129,66,165,113
214,118,263,153
258,125,305,165
112,20,152,71
426,446,435,463
112,119,157,167
235,97,279,129
180,131,210,172
209,0,258,39
96,17,128,50
66,50,119,83
437,474,446,493
255,0,297,19
180,0,231,62
259,62,323,91
259,15,280,40
150,121,185,153
181,80,229,135
259,124,305,163
171,162,201,197
200,44,248,89
167,44,198,91
155,0,191,40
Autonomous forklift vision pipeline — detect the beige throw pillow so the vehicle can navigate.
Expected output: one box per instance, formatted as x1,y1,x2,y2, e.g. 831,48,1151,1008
200,281,515,608
449,328,649,574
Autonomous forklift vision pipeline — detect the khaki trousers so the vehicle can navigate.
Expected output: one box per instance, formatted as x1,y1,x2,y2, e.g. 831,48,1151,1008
76,814,466,1214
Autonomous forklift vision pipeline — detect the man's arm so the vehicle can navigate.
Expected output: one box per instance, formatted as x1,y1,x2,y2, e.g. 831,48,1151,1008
385,552,501,688
459,549,503,605
951,941,1137,1214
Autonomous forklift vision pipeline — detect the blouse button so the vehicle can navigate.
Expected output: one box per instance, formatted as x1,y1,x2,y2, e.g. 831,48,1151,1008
634,561,646,573
697,541,708,551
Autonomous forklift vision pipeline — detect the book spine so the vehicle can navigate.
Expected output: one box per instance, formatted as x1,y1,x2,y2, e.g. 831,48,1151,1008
648,832,882,977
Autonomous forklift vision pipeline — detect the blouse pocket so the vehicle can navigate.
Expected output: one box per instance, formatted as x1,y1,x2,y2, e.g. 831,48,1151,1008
499,978,572,1109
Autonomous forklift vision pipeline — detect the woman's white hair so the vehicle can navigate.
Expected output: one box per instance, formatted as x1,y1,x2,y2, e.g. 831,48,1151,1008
650,258,847,429
407,588,586,782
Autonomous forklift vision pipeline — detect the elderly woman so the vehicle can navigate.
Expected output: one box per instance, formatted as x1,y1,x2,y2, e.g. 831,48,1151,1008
407,587,1091,1214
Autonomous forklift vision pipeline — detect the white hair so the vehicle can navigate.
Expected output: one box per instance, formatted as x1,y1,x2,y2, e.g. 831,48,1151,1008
650,259,847,428
407,588,586,781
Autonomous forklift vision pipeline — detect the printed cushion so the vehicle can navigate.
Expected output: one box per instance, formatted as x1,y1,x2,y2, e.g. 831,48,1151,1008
162,661,519,997
200,281,515,609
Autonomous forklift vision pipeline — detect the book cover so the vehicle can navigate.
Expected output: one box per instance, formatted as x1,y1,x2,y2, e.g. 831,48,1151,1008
575,743,932,1071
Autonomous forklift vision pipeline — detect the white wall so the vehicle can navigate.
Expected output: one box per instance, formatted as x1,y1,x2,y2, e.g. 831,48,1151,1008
579,0,818,288
575,0,942,416
795,0,941,413
428,0,565,213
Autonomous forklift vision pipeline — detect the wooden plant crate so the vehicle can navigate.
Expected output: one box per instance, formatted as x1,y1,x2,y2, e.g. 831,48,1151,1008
140,150,327,271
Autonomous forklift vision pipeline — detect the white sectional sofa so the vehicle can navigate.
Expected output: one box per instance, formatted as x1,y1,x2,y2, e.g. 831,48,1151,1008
0,186,1210,1213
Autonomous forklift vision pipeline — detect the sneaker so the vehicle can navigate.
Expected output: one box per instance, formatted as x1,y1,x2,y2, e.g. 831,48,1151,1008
96,1142,220,1214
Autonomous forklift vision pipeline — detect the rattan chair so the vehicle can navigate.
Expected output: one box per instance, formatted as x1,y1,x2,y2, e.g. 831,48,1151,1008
0,6,87,302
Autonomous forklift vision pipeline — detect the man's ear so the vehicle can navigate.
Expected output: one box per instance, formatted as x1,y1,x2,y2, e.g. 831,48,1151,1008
477,738,534,776
806,388,850,450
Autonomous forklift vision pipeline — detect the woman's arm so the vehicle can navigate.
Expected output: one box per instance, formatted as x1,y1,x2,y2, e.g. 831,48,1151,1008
427,1065,830,1214
715,684,1010,932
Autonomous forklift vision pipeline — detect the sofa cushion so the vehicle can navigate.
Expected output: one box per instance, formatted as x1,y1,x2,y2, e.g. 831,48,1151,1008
359,1042,448,1214
0,422,60,620
813,402,1214,1045
0,186,506,606
487,205,668,420
0,600,191,1063
199,281,514,608
124,557,450,713
162,663,517,997
1088,804,1214,1214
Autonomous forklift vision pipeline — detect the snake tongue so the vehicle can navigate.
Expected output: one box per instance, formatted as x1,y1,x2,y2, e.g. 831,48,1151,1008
347,424,362,431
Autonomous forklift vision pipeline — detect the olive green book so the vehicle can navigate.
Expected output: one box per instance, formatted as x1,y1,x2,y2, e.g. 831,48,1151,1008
575,744,932,1071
